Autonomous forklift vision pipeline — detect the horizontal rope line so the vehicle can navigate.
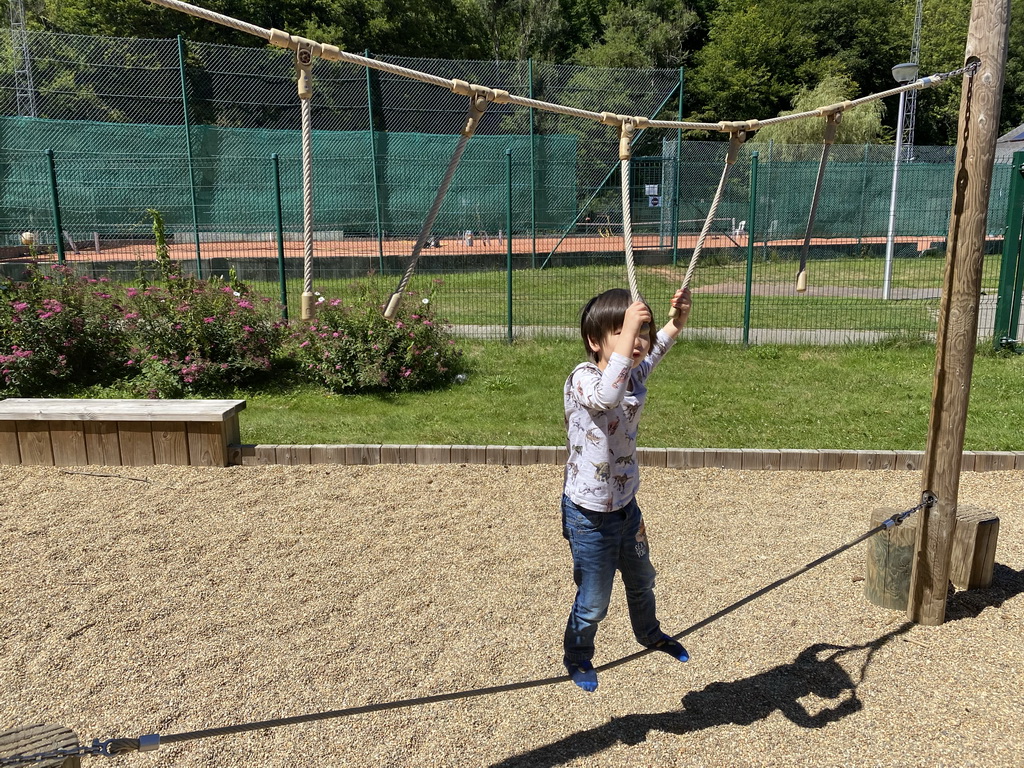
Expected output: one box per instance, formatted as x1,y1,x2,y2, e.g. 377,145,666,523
143,0,972,137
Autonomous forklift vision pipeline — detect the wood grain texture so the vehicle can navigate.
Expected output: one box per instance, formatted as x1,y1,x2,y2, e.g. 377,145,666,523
0,398,245,421
83,421,121,466
950,506,999,590
49,421,88,467
118,422,155,466
864,507,919,611
0,421,22,464
17,422,54,466
910,0,1011,626
0,723,81,768
151,422,190,466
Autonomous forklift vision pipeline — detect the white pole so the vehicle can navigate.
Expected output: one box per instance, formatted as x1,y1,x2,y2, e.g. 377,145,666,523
883,90,908,300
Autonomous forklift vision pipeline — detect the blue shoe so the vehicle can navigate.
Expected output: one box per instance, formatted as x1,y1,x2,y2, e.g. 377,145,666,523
564,658,598,692
650,634,689,663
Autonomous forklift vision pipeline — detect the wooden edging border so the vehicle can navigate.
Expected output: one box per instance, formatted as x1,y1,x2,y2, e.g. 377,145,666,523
229,445,1024,472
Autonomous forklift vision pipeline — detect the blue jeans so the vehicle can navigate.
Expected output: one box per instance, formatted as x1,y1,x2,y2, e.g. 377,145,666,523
562,495,662,663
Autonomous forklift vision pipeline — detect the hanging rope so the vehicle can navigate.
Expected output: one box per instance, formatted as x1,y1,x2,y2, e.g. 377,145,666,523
669,130,745,317
383,93,492,319
602,114,643,302
297,51,316,312
2,495,934,766
795,111,842,293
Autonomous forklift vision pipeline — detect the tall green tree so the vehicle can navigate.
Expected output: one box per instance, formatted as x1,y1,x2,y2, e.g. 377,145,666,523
573,0,699,69
687,0,907,127
751,74,886,146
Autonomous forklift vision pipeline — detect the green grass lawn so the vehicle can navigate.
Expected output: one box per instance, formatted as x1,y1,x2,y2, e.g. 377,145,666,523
237,338,1024,451
248,254,977,333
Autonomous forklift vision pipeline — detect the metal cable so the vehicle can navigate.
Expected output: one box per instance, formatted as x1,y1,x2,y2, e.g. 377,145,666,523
73,496,932,761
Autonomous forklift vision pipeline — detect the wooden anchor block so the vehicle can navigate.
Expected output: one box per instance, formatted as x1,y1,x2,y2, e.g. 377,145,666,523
0,723,81,767
864,507,918,611
950,506,999,591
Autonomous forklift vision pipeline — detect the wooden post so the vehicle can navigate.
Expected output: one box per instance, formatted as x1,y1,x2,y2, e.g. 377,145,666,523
907,0,1010,626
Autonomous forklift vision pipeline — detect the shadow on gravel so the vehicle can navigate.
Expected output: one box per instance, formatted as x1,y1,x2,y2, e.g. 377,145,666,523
491,625,915,768
946,563,1024,622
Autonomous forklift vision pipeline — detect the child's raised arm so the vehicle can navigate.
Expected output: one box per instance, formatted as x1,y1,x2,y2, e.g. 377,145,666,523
661,287,692,340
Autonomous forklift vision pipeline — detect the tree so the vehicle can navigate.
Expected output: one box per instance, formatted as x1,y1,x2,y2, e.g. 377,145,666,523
751,74,885,146
687,0,907,126
573,0,699,69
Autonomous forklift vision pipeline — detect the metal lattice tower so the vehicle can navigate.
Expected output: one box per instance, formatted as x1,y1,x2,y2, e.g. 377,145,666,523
9,0,38,117
901,0,924,160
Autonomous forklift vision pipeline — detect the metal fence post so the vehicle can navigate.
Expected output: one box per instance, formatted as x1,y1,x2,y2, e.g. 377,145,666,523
506,147,514,343
177,35,202,278
528,58,536,268
365,50,385,270
857,143,869,249
743,151,759,346
671,67,684,267
44,149,65,265
993,149,1024,348
272,154,289,321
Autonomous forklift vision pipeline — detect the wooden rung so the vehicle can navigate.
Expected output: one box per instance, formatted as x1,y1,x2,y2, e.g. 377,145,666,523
950,506,999,591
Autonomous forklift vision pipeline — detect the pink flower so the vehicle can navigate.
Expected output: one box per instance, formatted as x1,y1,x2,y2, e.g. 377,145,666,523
203,317,215,323
12,302,28,312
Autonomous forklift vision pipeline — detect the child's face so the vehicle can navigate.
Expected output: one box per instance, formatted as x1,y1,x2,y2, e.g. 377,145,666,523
592,321,652,369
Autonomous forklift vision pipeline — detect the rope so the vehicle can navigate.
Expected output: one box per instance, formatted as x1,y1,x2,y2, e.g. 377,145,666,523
384,95,490,318
621,155,640,302
142,0,272,41
143,0,973,141
615,121,641,303
68,494,933,761
300,95,314,298
669,131,745,317
795,113,841,293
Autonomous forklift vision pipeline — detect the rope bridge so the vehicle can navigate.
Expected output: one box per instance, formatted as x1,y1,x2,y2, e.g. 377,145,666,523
0,496,934,766
135,0,974,318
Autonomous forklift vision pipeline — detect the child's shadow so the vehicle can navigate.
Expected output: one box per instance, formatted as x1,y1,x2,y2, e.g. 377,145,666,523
490,631,905,768
493,564,1024,768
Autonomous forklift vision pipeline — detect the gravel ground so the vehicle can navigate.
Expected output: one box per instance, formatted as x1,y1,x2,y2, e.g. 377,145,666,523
2,463,1022,768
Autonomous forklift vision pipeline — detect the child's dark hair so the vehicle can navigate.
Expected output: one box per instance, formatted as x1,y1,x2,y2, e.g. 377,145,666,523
579,288,656,363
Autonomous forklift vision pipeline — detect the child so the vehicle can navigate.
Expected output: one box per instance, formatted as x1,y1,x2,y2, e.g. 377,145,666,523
561,286,692,692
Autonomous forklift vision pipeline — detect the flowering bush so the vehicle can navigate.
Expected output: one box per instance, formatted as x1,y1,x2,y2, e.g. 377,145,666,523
1,212,463,398
291,285,465,394
117,276,285,398
0,266,127,395
0,264,285,398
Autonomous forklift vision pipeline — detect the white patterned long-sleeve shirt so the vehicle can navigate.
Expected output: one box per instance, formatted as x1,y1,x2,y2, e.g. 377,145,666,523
563,329,675,512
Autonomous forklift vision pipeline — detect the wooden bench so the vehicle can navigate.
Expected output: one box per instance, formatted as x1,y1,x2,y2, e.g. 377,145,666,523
0,398,246,467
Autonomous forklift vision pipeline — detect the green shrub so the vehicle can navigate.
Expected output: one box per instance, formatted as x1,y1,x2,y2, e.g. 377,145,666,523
292,286,465,394
0,265,127,396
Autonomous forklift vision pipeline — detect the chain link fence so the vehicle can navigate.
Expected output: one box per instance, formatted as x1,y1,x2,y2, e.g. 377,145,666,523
0,29,1013,343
